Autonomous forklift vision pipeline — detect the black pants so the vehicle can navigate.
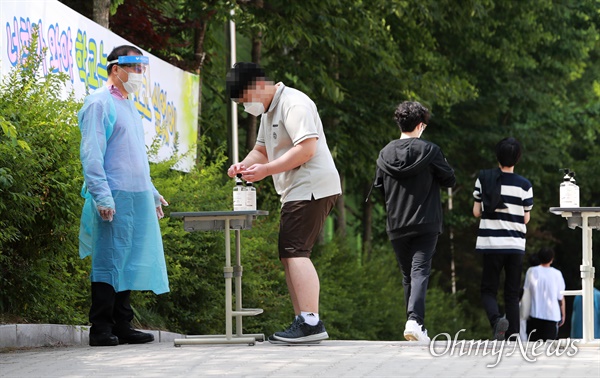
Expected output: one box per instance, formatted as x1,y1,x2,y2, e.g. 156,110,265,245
481,253,523,339
89,282,134,334
391,232,438,326
527,317,559,341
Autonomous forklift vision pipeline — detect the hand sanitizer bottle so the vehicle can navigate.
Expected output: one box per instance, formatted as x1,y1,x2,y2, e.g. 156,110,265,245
568,171,580,207
245,181,256,211
559,169,580,207
233,174,246,211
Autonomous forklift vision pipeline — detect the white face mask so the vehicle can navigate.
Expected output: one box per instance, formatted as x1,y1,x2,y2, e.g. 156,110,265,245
243,102,265,117
418,123,426,138
117,67,143,94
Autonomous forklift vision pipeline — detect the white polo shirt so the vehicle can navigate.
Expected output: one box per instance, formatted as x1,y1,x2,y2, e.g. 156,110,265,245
256,83,341,203
524,265,566,322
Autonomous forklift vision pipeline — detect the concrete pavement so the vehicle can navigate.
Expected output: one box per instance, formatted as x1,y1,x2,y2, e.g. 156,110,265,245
0,324,183,349
1,336,599,377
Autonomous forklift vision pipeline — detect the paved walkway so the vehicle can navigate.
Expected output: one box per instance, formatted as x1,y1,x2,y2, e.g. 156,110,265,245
1,338,598,377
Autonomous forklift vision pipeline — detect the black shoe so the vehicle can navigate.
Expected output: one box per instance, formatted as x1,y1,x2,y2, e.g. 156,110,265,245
89,332,119,347
493,318,509,341
273,315,329,343
113,325,155,344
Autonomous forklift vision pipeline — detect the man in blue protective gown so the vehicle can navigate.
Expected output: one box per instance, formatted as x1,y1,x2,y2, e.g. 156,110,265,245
78,45,169,347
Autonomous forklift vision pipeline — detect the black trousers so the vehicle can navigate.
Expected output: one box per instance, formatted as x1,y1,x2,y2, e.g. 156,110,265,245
391,232,438,326
527,317,559,341
89,282,134,334
481,253,523,339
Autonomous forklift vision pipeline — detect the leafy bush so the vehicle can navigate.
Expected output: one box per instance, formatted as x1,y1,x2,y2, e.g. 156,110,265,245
138,150,290,335
0,34,493,342
0,35,88,323
314,240,490,341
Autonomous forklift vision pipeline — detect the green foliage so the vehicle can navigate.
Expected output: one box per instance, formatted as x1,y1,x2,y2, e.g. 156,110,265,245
142,148,296,335
424,275,490,340
316,241,403,340
3,0,600,342
0,34,88,324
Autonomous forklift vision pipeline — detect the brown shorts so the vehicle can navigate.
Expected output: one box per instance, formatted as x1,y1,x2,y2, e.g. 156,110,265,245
278,195,339,259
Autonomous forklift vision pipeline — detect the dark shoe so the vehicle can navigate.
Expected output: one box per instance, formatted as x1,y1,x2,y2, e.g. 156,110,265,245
493,318,509,341
89,332,119,347
267,334,323,345
113,325,155,344
273,315,329,343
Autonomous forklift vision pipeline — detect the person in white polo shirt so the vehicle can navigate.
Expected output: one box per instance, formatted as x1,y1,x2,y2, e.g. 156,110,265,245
523,248,566,341
225,62,342,343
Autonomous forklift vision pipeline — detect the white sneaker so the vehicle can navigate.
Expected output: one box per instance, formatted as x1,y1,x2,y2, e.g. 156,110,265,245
403,320,430,342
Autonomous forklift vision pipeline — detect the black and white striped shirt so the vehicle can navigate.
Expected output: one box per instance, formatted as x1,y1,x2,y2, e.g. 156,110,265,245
473,172,533,254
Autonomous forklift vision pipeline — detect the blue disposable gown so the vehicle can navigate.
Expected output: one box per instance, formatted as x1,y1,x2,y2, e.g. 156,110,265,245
78,86,169,295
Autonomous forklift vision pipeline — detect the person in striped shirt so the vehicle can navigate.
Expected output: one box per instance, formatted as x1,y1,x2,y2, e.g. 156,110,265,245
473,137,533,341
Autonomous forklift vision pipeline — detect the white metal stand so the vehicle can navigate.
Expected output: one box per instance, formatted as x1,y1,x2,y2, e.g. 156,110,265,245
170,210,268,346
549,207,600,347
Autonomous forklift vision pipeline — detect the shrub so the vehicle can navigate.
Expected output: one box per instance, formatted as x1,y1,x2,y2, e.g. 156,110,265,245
0,34,491,342
0,34,88,323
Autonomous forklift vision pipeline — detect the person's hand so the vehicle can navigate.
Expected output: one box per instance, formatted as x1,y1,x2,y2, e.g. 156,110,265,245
97,206,116,222
227,163,246,178
156,196,168,219
241,164,269,182
559,317,565,327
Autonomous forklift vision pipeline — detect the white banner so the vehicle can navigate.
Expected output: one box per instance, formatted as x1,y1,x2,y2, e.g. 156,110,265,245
0,0,199,171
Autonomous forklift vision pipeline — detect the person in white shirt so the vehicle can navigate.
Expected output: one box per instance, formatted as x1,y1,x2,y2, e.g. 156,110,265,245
523,248,566,341
225,62,342,344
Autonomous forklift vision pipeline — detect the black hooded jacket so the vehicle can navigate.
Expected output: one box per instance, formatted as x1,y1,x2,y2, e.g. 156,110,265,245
374,138,456,240
478,168,508,214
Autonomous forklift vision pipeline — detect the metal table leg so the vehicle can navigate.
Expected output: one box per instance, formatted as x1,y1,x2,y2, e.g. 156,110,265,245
173,213,266,347
580,214,596,344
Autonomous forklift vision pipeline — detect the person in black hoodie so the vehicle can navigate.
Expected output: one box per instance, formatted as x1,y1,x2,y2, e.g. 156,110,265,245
374,101,456,342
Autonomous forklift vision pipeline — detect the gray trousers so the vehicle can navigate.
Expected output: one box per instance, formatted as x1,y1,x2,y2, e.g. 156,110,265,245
391,232,438,326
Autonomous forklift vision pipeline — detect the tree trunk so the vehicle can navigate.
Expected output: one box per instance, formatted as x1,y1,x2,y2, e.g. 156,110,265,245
362,182,373,259
244,32,262,152
329,56,345,237
335,175,346,237
244,1,264,152
93,0,110,28
194,19,208,166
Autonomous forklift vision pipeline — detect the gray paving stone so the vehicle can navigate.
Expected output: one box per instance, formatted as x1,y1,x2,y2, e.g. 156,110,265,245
16,324,81,347
75,325,90,346
0,324,16,348
0,339,597,377
158,330,184,342
2,325,598,377
0,325,181,348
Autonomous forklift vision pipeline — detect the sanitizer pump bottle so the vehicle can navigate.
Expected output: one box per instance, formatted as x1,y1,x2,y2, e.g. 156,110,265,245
233,174,246,211
559,169,580,208
245,181,256,211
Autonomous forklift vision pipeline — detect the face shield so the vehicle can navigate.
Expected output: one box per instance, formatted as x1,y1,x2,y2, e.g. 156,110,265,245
107,55,150,98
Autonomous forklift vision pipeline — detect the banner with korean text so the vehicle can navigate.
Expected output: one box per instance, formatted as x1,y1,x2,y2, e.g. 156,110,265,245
0,0,199,171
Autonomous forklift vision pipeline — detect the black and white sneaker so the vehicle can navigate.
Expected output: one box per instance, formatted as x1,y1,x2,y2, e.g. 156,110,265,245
267,334,323,345
272,315,329,343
